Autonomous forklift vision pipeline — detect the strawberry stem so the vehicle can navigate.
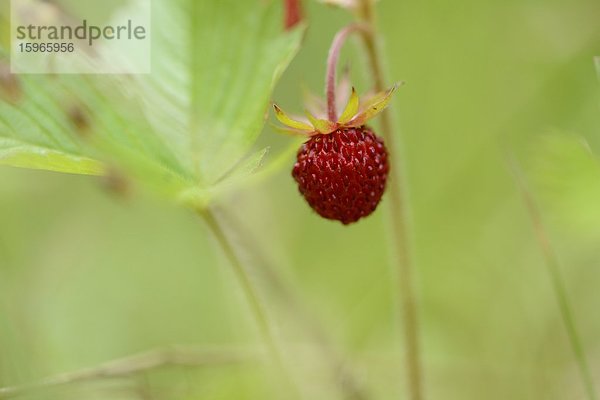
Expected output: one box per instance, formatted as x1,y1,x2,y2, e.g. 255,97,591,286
354,2,425,400
326,24,368,122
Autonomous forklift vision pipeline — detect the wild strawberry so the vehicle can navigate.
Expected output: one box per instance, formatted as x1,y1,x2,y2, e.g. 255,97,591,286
273,24,400,224
273,77,400,224
292,126,389,224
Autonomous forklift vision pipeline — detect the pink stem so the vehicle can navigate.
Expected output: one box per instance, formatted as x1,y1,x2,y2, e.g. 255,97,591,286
326,24,368,122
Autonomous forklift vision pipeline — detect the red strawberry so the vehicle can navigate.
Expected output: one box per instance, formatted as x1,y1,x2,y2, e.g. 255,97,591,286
273,22,401,225
292,126,389,224
274,82,399,224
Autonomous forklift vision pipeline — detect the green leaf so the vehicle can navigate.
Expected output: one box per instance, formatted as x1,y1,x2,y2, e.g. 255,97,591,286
273,105,314,131
0,138,104,175
0,72,106,176
0,0,303,209
210,147,270,196
337,87,359,124
347,82,400,127
132,0,304,185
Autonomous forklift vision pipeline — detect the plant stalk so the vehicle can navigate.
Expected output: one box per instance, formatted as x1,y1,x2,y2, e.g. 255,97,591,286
353,2,425,399
0,346,254,399
509,157,597,400
217,210,369,400
200,209,298,397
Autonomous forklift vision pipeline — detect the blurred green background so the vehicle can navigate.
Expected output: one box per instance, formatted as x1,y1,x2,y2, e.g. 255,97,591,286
2,0,600,399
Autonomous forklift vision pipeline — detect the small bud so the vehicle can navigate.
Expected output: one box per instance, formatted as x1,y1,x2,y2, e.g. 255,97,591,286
284,0,303,30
